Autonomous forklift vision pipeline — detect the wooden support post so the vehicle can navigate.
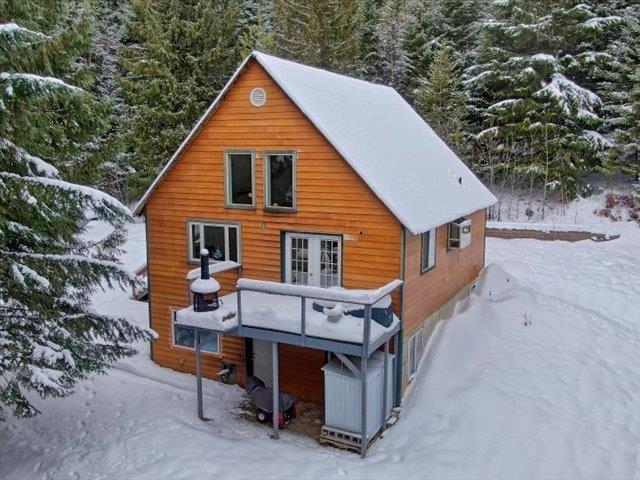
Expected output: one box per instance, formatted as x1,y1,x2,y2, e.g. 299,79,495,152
382,339,389,432
361,304,372,458
195,330,204,420
272,341,279,439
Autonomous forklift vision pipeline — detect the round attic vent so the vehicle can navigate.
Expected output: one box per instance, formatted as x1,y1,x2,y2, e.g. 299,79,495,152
250,87,267,107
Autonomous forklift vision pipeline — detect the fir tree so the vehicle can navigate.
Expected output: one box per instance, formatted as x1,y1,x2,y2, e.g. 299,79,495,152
376,0,412,91
272,0,358,73
0,0,153,419
354,0,384,81
415,43,468,155
466,0,619,198
614,63,640,181
120,0,245,196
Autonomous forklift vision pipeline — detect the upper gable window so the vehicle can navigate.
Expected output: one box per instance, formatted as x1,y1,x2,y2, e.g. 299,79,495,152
188,221,239,263
265,152,296,211
420,228,437,274
225,151,254,208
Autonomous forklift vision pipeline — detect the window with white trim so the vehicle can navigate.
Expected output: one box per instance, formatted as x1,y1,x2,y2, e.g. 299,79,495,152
420,228,437,273
407,327,424,378
265,152,295,210
225,151,254,207
188,221,239,263
172,309,220,353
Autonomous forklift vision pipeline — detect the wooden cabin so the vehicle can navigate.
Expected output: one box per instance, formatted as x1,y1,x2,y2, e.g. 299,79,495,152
133,52,496,455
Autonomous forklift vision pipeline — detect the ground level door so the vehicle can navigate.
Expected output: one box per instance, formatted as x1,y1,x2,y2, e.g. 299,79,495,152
252,339,273,388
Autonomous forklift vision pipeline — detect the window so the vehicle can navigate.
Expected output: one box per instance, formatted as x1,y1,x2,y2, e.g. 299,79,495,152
172,311,219,353
225,151,254,207
265,152,295,210
420,228,437,273
188,221,240,263
407,328,424,378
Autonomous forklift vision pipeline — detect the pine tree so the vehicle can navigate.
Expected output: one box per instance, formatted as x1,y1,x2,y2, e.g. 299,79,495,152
376,0,412,91
466,0,620,198
401,0,442,97
354,0,384,81
415,43,468,155
120,0,245,196
238,0,277,56
0,0,153,419
272,0,358,73
614,63,640,181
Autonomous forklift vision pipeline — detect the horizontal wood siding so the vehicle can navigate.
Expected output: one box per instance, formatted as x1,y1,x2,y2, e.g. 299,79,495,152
403,209,487,336
145,60,402,398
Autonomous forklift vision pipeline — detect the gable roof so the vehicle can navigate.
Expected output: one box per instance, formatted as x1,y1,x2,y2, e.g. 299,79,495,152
133,51,496,234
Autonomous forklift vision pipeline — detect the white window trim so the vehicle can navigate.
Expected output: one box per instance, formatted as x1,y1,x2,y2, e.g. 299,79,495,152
224,150,255,209
264,150,297,211
187,220,241,264
171,308,221,355
284,232,342,287
420,228,437,274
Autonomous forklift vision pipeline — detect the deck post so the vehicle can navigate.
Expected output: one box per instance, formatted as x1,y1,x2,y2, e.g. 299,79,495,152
195,330,204,420
394,330,403,408
272,341,279,439
300,297,306,343
236,289,242,333
361,304,372,458
382,339,389,432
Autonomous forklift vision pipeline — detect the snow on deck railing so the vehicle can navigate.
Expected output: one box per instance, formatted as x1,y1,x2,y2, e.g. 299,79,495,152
236,278,403,306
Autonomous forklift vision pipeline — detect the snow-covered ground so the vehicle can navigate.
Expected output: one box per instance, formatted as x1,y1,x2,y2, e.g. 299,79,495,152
2,206,640,479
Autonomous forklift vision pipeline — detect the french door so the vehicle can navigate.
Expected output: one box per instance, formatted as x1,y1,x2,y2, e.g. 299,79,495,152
284,233,342,287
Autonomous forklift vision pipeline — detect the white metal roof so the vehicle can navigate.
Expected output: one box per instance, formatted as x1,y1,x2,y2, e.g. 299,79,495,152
133,51,496,234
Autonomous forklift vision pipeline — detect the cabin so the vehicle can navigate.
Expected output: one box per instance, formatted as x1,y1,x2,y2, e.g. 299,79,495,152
133,51,496,456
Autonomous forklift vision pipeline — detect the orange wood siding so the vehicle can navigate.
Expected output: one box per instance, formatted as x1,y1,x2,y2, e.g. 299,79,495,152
144,59,402,397
402,209,487,335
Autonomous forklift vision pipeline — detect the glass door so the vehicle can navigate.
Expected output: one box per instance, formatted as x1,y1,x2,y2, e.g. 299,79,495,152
285,233,342,287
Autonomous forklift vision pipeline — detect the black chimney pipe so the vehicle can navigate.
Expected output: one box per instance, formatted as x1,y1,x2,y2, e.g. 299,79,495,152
200,249,210,279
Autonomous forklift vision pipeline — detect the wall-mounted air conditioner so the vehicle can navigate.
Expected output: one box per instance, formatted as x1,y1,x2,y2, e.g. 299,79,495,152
448,217,472,249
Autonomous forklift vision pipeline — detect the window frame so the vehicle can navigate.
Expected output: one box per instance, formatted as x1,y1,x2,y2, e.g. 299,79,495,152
264,150,297,212
171,308,221,355
187,220,241,264
448,217,472,250
407,327,424,379
224,150,256,209
420,228,437,274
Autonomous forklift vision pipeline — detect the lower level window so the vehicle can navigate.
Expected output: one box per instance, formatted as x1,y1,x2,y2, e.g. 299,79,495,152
407,328,424,378
189,221,239,263
174,323,219,353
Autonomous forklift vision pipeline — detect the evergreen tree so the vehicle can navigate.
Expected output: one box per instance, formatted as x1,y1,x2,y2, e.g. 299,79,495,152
401,0,442,97
466,0,620,198
0,0,153,419
120,0,245,196
354,0,383,81
272,0,358,73
415,43,468,155
614,63,640,181
238,0,277,56
376,0,412,91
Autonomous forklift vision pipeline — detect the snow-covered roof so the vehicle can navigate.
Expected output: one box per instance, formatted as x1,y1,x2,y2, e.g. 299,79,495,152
133,52,496,233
